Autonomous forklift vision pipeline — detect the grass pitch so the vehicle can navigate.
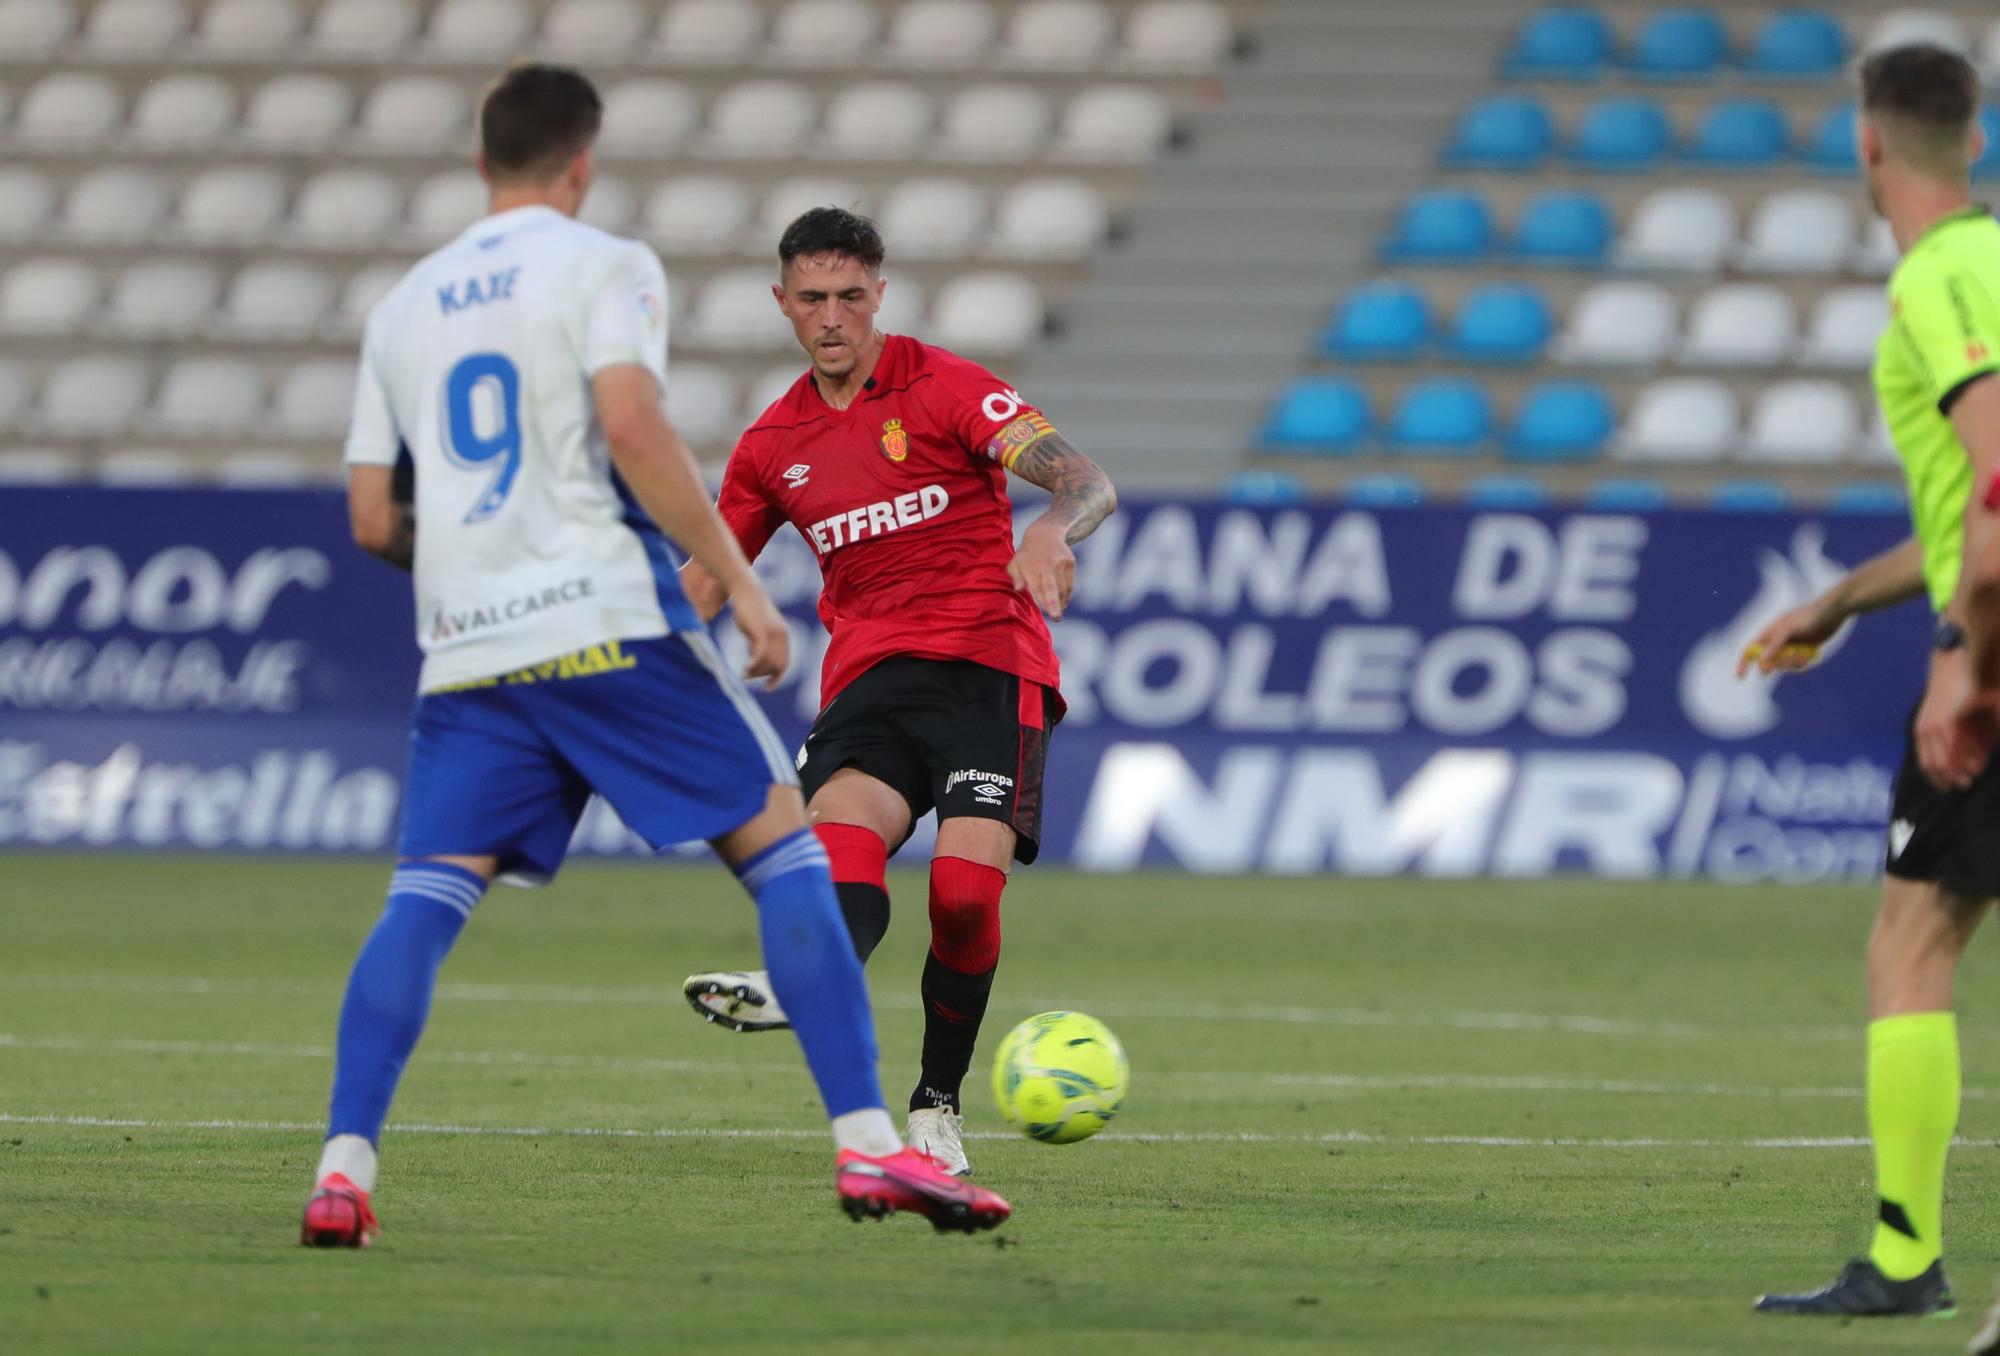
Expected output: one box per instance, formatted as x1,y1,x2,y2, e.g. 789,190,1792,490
5,858,2000,1354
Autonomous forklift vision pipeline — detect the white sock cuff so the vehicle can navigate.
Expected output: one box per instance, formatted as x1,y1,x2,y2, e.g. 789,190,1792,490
831,1108,902,1158
316,1133,379,1194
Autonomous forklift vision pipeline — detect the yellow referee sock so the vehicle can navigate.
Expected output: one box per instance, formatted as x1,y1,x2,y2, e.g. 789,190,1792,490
1866,1012,1959,1281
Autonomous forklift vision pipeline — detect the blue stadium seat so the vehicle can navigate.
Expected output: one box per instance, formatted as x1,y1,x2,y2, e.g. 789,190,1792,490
1979,108,2000,179
1687,99,1789,167
1745,10,1845,76
1829,483,1909,514
1444,95,1554,169
1511,191,1611,263
1450,283,1553,362
1225,470,1308,505
1344,474,1426,508
1387,379,1494,454
1324,282,1432,362
1503,8,1611,80
1261,378,1371,454
1710,480,1790,511
1803,102,1857,172
1626,8,1728,79
1383,189,1494,262
1465,475,1551,509
1569,98,1672,170
1586,478,1669,511
1508,381,1614,461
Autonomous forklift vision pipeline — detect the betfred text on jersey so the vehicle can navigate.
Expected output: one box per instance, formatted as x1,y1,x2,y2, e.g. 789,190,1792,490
805,485,949,557
429,576,594,642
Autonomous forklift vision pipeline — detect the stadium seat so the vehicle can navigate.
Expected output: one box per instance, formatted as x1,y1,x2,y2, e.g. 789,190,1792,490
1465,475,1550,509
1862,406,1899,465
939,84,1053,161
1679,284,1797,367
409,170,488,243
105,259,218,336
96,450,195,486
355,76,467,153
216,453,327,488
1864,9,1967,55
1984,19,2000,78
1,258,100,336
39,355,149,438
311,0,422,58
1502,7,1611,79
16,72,123,147
1710,480,1790,511
1978,108,2000,179
271,360,357,439
823,83,932,160
1450,283,1552,362
1687,99,1788,167
1511,191,1611,264
761,176,868,241
426,0,534,60
541,0,646,57
1569,98,1672,170
1854,217,1899,278
1830,483,1909,514
1617,378,1738,462
769,0,878,65
1743,379,1859,463
879,177,987,260
150,358,264,437
175,167,287,244
1261,377,1370,453
1386,378,1494,454
705,80,817,158
1615,187,1735,272
1123,1,1231,70
656,0,764,64
1585,478,1669,511
1383,189,1493,262
1225,470,1309,505
1003,1,1116,72
1057,86,1173,163
691,270,796,350
597,79,700,158
991,177,1109,260
243,74,354,150
1798,287,1890,370
0,0,75,59
0,359,29,432
0,167,56,243
932,273,1044,355
1551,281,1677,366
745,363,804,420
1323,281,1431,363
1737,190,1853,273
291,169,402,246
64,168,170,244
196,0,300,54
578,176,635,234
1342,474,1424,507
1803,103,1858,173
1443,95,1553,170
1746,10,1845,76
889,0,1000,66
128,74,236,149
642,175,753,254
82,0,189,55
216,260,334,339
1509,380,1614,461
661,361,735,447
336,263,407,334
0,449,83,485
1626,8,1729,79
875,275,926,338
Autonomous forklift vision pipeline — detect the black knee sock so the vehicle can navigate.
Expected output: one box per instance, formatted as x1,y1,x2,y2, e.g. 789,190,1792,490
834,881,890,963
911,952,997,1114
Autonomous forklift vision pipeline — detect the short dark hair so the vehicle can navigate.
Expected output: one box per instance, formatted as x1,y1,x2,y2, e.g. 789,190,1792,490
479,63,602,181
778,207,886,276
1861,44,1980,167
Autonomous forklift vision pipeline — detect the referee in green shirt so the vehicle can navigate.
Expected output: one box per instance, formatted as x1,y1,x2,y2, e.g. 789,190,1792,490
1743,45,2000,1321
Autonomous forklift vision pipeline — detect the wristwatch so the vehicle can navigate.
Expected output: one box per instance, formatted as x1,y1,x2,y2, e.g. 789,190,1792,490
1936,620,1968,652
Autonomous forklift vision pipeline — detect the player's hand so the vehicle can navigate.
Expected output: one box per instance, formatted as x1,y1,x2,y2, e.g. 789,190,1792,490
728,582,791,690
1918,649,1979,790
1008,518,1076,620
1736,602,1842,678
1949,687,2000,786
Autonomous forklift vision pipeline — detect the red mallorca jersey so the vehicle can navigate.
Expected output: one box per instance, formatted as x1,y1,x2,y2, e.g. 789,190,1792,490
717,335,1062,712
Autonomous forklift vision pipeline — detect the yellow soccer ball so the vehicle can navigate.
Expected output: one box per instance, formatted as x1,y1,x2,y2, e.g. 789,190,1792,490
991,1011,1128,1144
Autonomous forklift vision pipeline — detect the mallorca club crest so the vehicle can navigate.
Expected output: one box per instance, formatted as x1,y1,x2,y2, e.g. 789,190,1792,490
880,418,908,462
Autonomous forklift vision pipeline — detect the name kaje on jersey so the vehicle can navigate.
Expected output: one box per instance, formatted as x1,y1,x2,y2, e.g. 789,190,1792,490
803,484,950,557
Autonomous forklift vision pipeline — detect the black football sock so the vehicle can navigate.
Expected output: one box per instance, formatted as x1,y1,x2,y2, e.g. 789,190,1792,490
835,881,890,963
911,952,997,1115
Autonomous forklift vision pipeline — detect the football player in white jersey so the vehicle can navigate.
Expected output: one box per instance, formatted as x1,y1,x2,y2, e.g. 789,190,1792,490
301,64,1009,1248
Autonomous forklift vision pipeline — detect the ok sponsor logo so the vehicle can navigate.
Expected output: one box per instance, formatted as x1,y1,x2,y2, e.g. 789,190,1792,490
981,388,1027,423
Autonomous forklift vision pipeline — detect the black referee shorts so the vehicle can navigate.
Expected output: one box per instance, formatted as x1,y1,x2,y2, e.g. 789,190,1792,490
1885,702,2000,898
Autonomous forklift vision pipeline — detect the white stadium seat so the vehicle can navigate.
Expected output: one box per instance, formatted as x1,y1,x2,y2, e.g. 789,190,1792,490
1854,217,1899,278
1,258,100,336
0,359,29,430
311,0,420,58
579,175,636,234
426,0,533,60
292,168,402,245
991,177,1108,260
39,355,149,438
0,167,55,242
1737,191,1855,275
1615,188,1736,274
760,176,868,242
97,449,194,486
542,0,646,57
664,361,736,446
1616,378,1739,463
243,74,354,150
105,258,219,336
1866,8,1967,54
150,358,264,436
272,360,357,438
0,0,77,59
1863,406,1899,466
879,177,987,260
217,260,334,339
1121,0,1231,70
1744,379,1860,464
657,0,763,64
874,274,925,337
598,78,701,157
931,272,1044,356
1003,0,1115,71
1056,85,1172,163
0,449,84,484
642,174,753,254
1678,284,1797,368
358,76,467,152
704,80,816,158
175,166,287,244
769,0,878,65
0,80,9,128
887,0,999,67
823,82,932,160
196,0,301,54
938,84,1051,161
128,74,237,149
217,452,327,487
408,169,488,242
16,72,123,146
1551,282,1677,368
336,262,408,333
690,269,793,350
82,0,189,54
1984,19,2000,77
1798,287,1891,370
746,363,803,420
64,168,170,243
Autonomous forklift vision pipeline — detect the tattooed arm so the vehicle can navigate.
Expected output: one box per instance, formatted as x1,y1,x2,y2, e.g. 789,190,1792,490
1001,421,1117,620
347,465,416,572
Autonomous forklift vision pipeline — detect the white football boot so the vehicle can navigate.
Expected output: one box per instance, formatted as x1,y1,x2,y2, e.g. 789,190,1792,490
682,969,790,1031
907,1106,970,1177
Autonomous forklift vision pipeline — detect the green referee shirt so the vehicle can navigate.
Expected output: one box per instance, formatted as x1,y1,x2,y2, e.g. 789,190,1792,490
1875,207,2000,611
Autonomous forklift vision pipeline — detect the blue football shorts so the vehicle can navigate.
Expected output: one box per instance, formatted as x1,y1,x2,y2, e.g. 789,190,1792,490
398,632,796,883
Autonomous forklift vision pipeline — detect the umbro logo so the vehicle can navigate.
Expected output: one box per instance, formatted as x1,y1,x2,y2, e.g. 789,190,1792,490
1889,819,1915,859
782,463,811,489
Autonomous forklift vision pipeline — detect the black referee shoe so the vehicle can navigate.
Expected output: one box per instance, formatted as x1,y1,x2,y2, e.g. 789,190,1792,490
1754,1257,1954,1317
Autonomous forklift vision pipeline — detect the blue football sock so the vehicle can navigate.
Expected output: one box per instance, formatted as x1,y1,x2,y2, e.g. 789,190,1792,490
736,829,885,1119
326,861,484,1144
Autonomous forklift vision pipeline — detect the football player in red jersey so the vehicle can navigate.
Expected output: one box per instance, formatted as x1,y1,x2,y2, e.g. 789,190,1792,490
679,208,1117,1175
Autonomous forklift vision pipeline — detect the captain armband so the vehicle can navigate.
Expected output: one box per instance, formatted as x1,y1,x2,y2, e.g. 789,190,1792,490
982,412,1058,469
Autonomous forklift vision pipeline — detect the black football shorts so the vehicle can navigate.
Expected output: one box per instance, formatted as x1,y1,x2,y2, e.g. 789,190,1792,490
1885,701,2000,898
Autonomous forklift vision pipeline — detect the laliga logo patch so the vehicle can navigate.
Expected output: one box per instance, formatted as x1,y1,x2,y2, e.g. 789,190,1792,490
880,418,908,462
